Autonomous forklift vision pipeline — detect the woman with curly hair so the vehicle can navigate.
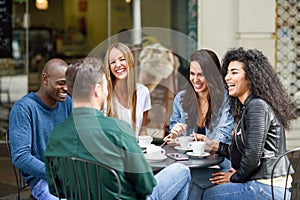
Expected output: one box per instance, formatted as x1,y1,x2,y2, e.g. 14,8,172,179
199,47,297,199
104,43,151,137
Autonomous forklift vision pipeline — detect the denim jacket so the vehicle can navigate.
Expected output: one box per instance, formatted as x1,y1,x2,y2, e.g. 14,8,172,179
169,90,234,144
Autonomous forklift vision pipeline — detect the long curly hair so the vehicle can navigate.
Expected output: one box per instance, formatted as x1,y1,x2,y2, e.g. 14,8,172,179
221,47,297,130
182,49,224,130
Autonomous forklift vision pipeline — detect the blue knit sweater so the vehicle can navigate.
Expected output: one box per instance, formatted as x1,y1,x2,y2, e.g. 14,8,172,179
8,92,72,189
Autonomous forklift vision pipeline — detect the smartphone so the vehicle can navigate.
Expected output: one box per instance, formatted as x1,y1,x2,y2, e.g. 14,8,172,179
167,153,189,161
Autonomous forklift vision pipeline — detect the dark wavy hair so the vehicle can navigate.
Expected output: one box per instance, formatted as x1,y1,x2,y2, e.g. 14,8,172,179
182,49,224,130
221,47,297,130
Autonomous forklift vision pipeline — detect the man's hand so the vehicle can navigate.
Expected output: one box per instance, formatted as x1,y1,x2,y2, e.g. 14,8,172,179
209,168,236,185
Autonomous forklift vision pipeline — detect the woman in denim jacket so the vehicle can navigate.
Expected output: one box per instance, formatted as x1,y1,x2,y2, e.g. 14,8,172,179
170,90,233,144
166,49,234,200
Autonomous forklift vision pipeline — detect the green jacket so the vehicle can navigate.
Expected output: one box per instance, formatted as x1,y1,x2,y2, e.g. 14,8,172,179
44,108,156,200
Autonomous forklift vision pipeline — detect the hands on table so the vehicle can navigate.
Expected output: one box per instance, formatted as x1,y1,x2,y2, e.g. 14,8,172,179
190,133,220,153
164,123,210,143
163,124,219,153
163,123,187,144
164,124,231,184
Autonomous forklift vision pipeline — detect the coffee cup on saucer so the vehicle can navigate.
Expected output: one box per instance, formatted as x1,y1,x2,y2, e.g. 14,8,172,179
138,136,153,147
146,145,166,158
188,141,206,155
175,136,193,149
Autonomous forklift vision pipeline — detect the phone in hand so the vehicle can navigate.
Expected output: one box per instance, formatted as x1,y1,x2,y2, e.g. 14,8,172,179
167,153,189,161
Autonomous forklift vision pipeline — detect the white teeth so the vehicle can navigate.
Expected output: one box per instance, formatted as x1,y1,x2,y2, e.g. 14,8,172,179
116,69,125,73
194,84,202,88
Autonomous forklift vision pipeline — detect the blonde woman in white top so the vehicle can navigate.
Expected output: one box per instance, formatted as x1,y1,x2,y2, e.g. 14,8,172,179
104,43,151,137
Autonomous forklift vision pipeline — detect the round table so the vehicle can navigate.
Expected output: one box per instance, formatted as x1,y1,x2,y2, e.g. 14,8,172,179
146,145,224,169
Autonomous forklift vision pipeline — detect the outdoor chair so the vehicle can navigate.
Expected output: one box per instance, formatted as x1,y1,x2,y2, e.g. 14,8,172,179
271,147,300,200
5,130,34,200
48,156,122,200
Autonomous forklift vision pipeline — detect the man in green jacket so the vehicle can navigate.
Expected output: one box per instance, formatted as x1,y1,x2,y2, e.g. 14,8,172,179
44,57,191,200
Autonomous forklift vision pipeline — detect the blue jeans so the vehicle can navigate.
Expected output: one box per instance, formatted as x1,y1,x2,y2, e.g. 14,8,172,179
31,179,60,200
148,163,191,200
188,167,228,200
188,158,231,200
203,180,291,200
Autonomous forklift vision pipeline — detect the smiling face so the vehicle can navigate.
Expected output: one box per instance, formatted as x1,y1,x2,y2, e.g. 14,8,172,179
109,48,128,80
189,61,208,94
225,61,251,104
45,66,68,102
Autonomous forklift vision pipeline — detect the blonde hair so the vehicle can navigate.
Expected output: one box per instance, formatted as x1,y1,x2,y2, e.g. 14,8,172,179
104,43,137,128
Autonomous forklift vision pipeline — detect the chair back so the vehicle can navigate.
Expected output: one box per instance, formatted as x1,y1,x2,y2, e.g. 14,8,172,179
48,156,122,200
271,147,300,200
5,129,31,200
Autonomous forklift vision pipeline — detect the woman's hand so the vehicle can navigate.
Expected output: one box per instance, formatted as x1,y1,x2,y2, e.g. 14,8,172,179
191,133,206,141
189,133,219,153
170,123,187,138
163,123,187,144
163,134,174,144
209,168,236,185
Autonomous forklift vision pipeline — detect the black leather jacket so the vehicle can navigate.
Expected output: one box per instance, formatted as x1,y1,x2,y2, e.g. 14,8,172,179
217,94,292,183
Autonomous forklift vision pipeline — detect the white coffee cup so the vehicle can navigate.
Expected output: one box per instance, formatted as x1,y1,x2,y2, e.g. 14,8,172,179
138,136,153,147
188,141,206,155
175,136,193,149
146,145,166,158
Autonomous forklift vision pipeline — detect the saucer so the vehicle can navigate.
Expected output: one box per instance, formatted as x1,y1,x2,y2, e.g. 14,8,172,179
144,154,167,162
174,146,192,152
186,152,210,159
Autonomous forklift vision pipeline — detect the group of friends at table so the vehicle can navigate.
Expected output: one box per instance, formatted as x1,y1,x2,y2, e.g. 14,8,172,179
8,41,297,200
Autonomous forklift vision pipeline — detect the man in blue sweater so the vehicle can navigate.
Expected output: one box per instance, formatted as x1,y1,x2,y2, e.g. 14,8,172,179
8,58,72,200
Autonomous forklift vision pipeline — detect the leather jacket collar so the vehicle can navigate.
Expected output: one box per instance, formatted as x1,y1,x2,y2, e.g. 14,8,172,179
222,94,291,182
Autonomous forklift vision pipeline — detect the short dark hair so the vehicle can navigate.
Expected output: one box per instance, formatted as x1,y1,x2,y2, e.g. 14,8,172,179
66,57,104,100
